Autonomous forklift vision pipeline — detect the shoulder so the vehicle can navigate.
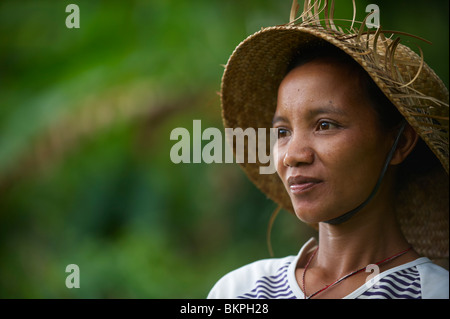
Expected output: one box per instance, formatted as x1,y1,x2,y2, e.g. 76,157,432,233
207,255,296,299
416,258,449,299
353,257,448,299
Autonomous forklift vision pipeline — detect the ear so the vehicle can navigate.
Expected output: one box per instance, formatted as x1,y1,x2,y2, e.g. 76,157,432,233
390,124,419,165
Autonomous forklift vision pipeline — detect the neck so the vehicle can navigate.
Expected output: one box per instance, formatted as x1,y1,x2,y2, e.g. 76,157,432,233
315,183,412,278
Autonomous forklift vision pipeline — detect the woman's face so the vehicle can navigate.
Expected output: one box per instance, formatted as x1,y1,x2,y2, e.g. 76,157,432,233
273,58,394,224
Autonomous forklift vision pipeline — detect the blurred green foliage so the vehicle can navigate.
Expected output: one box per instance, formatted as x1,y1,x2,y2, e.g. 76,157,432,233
0,0,448,298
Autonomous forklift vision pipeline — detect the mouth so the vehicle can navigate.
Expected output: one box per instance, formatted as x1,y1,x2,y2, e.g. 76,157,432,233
287,175,323,195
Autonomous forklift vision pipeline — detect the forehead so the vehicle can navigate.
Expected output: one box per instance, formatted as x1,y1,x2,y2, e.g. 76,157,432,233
282,56,362,89
275,58,373,118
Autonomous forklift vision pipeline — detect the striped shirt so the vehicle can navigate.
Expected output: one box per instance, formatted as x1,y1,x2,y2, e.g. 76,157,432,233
357,267,421,299
208,238,449,299
237,262,296,299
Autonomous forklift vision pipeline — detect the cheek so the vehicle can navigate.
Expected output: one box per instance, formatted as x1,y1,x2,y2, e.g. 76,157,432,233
273,142,282,171
314,137,347,169
273,142,287,180
318,134,385,185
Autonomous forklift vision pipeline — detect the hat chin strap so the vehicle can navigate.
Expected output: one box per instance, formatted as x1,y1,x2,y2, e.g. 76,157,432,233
324,121,407,225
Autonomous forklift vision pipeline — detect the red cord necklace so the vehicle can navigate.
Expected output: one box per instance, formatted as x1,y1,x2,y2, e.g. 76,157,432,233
302,246,412,299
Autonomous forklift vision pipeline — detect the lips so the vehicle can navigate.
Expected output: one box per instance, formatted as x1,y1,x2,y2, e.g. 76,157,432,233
287,175,323,194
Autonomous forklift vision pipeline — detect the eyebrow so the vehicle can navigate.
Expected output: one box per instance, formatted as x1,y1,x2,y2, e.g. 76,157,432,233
272,105,347,125
272,115,288,126
308,106,347,117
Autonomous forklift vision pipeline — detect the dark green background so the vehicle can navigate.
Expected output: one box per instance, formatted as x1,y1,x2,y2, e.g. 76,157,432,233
0,0,448,298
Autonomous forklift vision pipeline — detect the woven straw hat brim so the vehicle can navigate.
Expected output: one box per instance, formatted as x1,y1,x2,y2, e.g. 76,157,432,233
221,25,449,260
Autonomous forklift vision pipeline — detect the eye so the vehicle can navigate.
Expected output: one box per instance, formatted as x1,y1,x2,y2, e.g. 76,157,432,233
277,128,291,139
317,120,338,131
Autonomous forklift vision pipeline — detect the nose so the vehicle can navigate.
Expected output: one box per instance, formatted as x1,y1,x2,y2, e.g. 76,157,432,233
282,136,315,167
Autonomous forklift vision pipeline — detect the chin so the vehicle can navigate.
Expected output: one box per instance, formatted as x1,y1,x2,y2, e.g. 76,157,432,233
293,205,326,224
292,201,343,224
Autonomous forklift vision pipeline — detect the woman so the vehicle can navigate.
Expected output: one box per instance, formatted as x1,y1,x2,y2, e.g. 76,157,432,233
208,1,448,299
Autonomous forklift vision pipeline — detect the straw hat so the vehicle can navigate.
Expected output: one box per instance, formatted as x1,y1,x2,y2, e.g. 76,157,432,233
221,1,449,263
